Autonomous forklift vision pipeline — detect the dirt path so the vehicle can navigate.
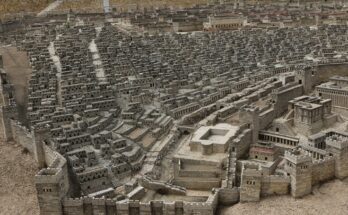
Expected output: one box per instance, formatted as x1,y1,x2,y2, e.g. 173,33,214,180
37,0,63,17
219,179,348,215
0,141,39,215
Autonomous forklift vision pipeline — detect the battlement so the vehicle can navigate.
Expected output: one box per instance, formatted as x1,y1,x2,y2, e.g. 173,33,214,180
35,167,63,184
285,148,312,164
326,135,348,149
312,155,335,165
63,196,216,214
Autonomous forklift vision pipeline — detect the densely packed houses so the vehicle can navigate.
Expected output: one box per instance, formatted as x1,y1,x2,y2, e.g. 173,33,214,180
2,2,348,215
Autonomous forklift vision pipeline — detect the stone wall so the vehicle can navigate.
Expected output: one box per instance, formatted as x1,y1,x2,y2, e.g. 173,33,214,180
259,107,275,130
10,119,33,152
139,176,186,195
271,83,303,117
312,157,335,185
218,187,240,205
62,191,219,215
333,149,348,179
174,177,221,190
261,175,290,196
233,128,252,159
36,144,70,215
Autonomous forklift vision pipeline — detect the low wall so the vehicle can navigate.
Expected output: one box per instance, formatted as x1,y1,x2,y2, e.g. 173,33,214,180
174,178,220,190
140,176,186,195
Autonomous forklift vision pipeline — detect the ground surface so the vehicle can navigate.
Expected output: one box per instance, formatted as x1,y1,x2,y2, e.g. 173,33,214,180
219,179,348,215
0,0,54,18
57,0,206,12
0,141,39,215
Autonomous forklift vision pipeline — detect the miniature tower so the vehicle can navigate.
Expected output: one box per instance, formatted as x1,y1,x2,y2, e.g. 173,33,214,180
239,105,260,145
32,125,51,169
295,67,315,94
34,124,69,215
285,148,313,198
35,166,69,215
240,163,262,202
326,135,348,179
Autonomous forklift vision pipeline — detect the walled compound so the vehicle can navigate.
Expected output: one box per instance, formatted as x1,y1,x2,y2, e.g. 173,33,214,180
2,2,348,215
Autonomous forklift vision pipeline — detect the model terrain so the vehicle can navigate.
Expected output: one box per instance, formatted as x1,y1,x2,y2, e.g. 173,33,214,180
1,1,348,215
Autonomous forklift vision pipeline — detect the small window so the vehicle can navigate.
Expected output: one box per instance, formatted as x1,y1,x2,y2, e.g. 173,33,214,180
265,157,268,161
276,128,279,132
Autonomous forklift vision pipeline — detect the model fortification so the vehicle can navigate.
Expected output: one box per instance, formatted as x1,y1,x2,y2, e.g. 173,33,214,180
2,1,348,214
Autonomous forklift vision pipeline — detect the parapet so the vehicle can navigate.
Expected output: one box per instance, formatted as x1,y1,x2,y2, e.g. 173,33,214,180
326,135,348,150
285,148,312,164
312,155,335,165
35,167,63,184
241,163,262,177
62,197,216,214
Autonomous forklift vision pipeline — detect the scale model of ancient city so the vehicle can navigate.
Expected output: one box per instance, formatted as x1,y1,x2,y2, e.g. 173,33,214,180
2,0,348,215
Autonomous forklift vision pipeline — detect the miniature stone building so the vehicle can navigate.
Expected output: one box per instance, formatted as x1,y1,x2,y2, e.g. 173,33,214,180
2,5,348,215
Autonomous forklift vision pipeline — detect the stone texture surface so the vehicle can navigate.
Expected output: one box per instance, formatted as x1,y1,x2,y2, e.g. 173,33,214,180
0,141,39,215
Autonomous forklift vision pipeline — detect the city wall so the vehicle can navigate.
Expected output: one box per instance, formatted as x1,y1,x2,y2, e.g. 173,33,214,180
10,119,34,152
139,176,186,195
62,191,219,215
261,175,290,196
312,156,335,185
218,187,240,205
